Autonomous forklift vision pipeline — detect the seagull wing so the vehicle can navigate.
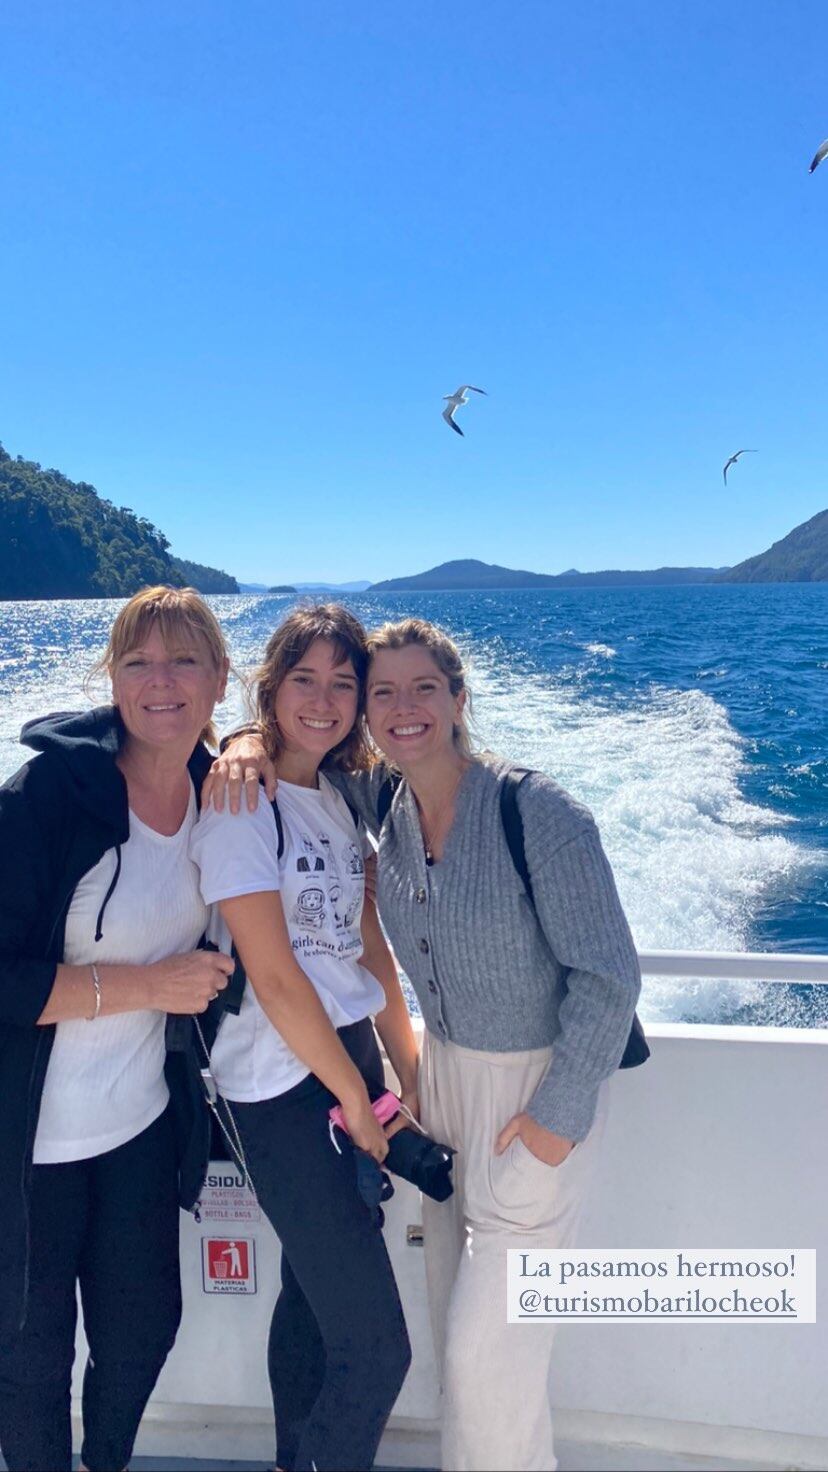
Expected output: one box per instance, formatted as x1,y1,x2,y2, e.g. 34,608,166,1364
466,385,488,394
442,405,464,435
809,139,828,173
723,449,756,483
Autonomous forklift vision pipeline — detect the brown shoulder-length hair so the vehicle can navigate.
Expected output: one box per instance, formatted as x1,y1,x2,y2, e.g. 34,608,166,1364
366,617,475,759
88,584,229,749
254,603,375,772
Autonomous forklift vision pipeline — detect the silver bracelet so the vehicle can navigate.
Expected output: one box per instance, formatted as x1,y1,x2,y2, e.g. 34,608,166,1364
87,963,102,1022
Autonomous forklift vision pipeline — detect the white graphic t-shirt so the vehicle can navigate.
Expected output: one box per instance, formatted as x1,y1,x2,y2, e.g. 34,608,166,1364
189,775,383,1102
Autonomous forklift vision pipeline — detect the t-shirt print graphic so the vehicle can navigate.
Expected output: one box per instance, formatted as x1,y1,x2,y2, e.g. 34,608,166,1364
336,839,364,928
293,834,329,930
291,828,363,949
190,774,386,1103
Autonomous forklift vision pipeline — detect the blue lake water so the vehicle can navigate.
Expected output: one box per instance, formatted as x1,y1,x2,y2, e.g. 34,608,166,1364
1,584,825,1028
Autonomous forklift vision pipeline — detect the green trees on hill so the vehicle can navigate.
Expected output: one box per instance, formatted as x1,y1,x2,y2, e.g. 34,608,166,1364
716,509,828,583
170,557,239,593
0,444,238,598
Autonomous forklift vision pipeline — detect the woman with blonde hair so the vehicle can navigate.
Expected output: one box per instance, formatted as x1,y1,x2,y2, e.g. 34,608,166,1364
0,586,234,1472
212,613,645,1472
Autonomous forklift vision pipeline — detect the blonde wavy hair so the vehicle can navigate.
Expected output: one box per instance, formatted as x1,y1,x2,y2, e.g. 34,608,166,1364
90,584,229,749
366,617,475,759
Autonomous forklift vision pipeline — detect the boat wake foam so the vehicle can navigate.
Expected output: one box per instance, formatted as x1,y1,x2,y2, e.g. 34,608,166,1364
468,659,820,1023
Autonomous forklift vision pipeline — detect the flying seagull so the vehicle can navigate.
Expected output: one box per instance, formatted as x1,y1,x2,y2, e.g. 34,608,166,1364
722,449,757,485
809,139,828,174
442,384,487,436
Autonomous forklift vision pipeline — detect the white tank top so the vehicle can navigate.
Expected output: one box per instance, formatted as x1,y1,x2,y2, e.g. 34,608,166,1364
33,781,208,1164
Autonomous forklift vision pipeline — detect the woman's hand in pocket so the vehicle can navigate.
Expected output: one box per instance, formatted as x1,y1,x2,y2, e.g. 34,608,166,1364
495,1111,575,1166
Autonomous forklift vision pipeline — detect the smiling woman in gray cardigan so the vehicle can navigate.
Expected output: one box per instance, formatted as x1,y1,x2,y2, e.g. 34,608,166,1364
213,612,644,1472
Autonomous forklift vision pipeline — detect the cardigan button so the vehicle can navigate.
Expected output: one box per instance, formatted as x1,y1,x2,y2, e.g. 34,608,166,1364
427,979,437,994
419,938,430,954
415,887,426,904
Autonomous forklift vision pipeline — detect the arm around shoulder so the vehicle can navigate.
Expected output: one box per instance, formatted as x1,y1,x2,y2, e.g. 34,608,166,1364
324,762,396,838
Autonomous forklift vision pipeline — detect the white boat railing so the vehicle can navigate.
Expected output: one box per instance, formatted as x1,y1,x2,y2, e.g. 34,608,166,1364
128,944,828,1472
638,948,828,984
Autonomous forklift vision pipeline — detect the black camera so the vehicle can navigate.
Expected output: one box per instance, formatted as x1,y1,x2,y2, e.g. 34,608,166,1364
383,1122,455,1202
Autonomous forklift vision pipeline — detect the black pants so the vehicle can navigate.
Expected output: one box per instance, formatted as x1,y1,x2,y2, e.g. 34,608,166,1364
0,1108,182,1472
233,1018,412,1472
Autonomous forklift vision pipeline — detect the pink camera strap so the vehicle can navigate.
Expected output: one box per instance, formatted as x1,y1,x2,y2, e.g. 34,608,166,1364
329,1089,400,1136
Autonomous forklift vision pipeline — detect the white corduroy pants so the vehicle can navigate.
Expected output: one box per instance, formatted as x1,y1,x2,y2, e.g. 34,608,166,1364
420,1031,610,1472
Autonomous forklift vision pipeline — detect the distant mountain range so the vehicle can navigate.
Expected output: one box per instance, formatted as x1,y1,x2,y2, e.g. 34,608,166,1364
370,510,828,590
293,581,372,593
238,580,371,594
4,438,825,599
370,558,724,592
0,444,238,599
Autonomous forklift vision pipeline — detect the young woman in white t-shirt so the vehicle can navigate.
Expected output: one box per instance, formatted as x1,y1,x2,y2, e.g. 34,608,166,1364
190,604,418,1472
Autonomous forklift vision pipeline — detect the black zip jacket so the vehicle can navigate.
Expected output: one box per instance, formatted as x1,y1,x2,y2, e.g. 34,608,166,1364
0,706,215,1337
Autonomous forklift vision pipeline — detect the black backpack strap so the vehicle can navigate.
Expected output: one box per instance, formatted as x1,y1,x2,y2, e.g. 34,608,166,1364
341,796,360,830
499,765,649,1072
377,771,402,827
221,947,248,1017
220,798,285,1018
618,1012,650,1070
271,796,285,859
499,767,535,906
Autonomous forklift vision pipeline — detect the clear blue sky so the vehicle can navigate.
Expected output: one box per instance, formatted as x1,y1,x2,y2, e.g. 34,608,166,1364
2,1,827,584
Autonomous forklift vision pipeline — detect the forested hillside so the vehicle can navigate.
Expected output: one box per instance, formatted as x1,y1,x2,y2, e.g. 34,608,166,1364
169,557,238,593
716,509,828,583
0,445,238,598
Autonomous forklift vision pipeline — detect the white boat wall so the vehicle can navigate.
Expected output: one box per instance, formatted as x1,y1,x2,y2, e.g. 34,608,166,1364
67,952,828,1472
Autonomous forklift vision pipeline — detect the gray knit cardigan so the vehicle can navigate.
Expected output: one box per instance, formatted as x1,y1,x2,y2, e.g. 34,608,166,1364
333,756,641,1142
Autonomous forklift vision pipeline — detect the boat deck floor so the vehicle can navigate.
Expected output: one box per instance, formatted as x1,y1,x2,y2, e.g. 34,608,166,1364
131,1457,794,1472
0,1446,789,1471
126,1451,795,1471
